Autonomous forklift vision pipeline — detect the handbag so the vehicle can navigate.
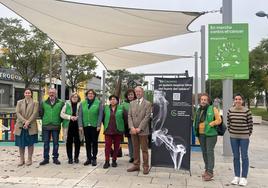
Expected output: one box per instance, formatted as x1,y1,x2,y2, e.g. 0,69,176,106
216,116,227,136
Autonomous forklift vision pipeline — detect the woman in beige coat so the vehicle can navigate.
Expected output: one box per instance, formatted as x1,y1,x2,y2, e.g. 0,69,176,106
15,88,39,166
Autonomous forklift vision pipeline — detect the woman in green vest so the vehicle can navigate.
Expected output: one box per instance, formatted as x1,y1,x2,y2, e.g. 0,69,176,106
60,92,81,164
78,89,103,166
193,93,221,181
103,95,126,169
122,89,136,163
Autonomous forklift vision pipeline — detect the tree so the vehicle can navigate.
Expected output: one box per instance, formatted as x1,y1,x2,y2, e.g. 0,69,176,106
249,39,268,110
206,79,222,100
105,69,147,99
0,18,53,89
65,54,97,92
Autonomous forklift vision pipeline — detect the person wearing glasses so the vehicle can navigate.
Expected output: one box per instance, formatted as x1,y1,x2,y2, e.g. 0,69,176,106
78,89,103,166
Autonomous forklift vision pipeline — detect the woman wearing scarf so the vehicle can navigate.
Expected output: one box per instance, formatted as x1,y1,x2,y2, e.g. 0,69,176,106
60,92,82,164
122,89,136,163
193,93,221,181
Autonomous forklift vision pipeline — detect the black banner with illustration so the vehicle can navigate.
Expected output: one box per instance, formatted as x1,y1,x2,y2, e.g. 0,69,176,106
151,77,193,170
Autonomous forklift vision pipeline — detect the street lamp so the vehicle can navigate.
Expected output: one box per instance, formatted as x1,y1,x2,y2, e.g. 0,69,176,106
256,11,268,18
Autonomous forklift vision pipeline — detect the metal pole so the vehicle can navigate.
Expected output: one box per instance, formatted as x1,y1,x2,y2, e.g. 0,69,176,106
49,48,53,87
201,25,206,93
194,52,198,108
101,70,106,104
222,0,233,156
61,51,66,101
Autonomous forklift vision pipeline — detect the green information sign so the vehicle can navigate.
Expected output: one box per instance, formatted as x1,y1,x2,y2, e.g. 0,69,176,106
208,23,249,79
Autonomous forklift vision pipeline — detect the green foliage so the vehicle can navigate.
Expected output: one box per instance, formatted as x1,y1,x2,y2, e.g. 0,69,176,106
66,54,97,92
251,108,268,121
206,79,222,99
0,18,53,88
249,39,268,110
105,69,147,99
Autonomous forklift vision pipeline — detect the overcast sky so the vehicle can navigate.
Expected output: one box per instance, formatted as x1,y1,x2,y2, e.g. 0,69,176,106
1,0,268,82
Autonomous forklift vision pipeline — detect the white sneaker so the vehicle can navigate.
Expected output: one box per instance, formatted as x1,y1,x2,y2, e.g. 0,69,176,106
231,176,240,185
239,177,248,186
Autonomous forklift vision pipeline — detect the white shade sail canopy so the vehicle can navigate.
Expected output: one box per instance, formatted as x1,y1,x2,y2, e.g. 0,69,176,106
0,0,201,70
95,49,192,70
0,0,201,55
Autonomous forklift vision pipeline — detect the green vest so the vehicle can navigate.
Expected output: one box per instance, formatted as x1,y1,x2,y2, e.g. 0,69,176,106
103,105,125,132
122,102,130,111
42,99,64,127
62,102,72,128
193,105,218,137
81,99,100,127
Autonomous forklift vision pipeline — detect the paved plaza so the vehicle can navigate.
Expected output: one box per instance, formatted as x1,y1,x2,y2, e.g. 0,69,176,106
0,122,268,188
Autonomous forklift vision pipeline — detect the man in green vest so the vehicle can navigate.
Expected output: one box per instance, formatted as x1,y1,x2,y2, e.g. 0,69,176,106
78,89,103,166
39,88,64,165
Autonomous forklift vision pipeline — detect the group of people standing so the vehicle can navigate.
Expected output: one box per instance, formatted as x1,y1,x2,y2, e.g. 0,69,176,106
14,86,152,175
14,87,253,183
194,93,253,186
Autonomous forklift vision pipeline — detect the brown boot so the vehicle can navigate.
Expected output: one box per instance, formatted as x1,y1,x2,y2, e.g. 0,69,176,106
127,165,140,172
143,167,149,175
202,170,208,178
26,146,33,166
18,147,25,167
203,172,214,181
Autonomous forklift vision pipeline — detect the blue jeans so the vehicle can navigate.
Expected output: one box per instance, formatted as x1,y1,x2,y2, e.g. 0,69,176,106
127,136,133,159
42,129,60,160
230,138,249,178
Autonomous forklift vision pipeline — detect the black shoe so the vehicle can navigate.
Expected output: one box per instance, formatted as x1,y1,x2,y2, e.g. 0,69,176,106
92,159,97,166
68,159,73,164
74,158,79,164
39,160,49,165
129,158,134,163
53,159,61,165
112,160,117,167
84,159,91,166
103,161,110,169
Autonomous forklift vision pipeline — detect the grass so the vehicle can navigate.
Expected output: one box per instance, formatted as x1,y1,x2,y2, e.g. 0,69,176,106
251,107,268,121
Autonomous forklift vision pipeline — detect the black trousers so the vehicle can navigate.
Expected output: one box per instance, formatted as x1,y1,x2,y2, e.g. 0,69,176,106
66,122,80,160
83,126,99,160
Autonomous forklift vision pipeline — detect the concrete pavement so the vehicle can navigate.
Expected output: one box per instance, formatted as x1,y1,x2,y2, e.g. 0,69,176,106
0,122,268,188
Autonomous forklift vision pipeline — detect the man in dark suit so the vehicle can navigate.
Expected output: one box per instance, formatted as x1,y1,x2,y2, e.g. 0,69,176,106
127,86,152,175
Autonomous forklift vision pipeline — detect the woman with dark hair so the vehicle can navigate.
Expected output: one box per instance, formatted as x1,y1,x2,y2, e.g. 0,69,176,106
122,89,136,163
78,89,103,166
15,88,39,166
228,93,253,186
102,95,126,169
61,92,82,164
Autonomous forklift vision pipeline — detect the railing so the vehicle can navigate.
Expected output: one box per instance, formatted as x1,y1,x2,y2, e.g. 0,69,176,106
0,113,121,143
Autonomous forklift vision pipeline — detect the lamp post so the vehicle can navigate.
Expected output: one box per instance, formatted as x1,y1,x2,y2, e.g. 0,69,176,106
256,11,268,18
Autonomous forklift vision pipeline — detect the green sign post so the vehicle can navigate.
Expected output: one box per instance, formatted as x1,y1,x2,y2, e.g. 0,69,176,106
208,23,249,79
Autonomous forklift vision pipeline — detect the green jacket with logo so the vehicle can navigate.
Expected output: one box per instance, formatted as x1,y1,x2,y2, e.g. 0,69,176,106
60,101,81,128
103,105,125,133
193,105,218,137
81,99,100,127
42,98,64,127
